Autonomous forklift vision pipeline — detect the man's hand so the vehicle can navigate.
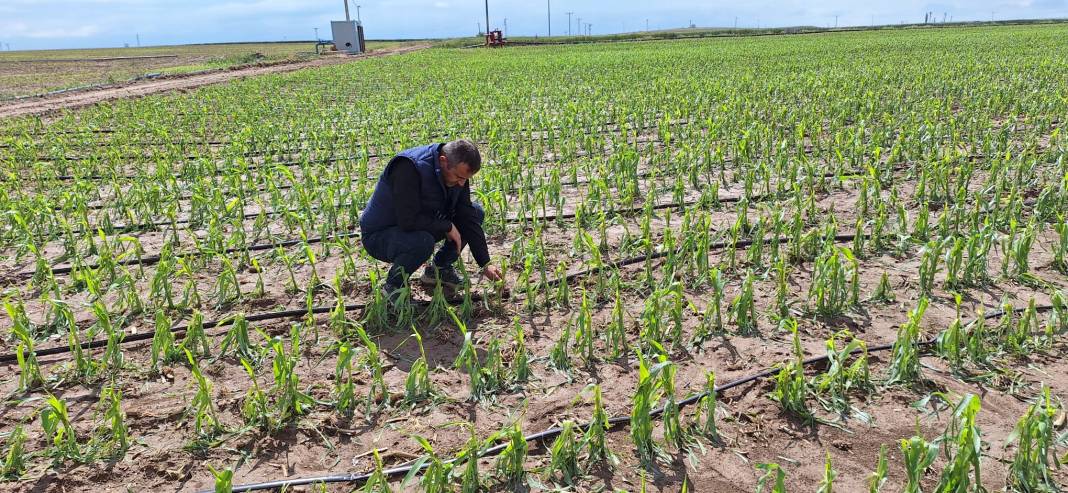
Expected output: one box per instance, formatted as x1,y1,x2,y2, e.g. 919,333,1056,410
482,264,504,283
446,224,462,252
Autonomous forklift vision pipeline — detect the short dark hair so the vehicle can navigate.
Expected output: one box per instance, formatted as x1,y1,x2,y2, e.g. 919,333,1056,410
443,139,481,172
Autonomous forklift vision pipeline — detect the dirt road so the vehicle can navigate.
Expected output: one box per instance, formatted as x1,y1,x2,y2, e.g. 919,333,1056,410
0,44,429,120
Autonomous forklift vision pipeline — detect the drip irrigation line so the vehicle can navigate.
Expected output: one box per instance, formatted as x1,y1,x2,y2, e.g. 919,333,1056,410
205,302,1056,493
23,117,694,185
53,135,678,214
2,227,855,364
5,116,684,150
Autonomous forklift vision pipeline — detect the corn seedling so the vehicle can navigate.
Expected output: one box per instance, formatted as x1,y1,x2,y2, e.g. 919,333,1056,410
1,426,27,479
354,324,389,414
918,240,940,297
771,321,814,423
360,449,392,493
867,444,889,493
97,385,129,458
458,427,483,493
404,435,453,493
817,452,837,493
219,313,256,362
630,349,668,465
1054,216,1067,274
511,317,532,383
335,342,356,415
809,245,859,317
185,349,222,441
206,464,234,493
692,370,720,441
1006,386,1062,491
731,270,758,334
901,431,939,493
934,394,985,492
547,421,582,485
869,272,895,303
886,297,928,386
451,308,489,400
181,310,211,358
815,330,872,420
404,328,434,405
549,319,573,373
11,319,43,392
755,462,788,493
495,422,527,484
239,357,271,429
87,301,123,373
40,394,82,462
584,384,617,466
151,309,182,371
658,354,688,449
936,295,967,370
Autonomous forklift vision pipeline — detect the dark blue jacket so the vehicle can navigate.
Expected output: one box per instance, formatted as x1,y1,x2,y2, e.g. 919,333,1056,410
359,143,460,235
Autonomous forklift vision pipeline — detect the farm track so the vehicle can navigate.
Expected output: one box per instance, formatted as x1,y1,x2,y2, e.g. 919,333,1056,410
0,44,431,120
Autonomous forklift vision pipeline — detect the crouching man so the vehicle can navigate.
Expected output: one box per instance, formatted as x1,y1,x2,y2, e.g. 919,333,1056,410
359,139,504,299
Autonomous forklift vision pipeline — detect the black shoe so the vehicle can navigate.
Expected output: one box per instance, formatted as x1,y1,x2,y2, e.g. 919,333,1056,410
379,280,405,305
419,265,462,291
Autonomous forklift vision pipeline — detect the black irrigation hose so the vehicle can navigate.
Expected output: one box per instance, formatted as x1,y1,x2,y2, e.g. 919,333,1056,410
0,228,852,364
27,118,691,182
208,303,1056,493
53,133,674,213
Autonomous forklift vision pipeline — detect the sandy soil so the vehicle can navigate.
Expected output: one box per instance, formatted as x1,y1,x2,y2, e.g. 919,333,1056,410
0,44,430,120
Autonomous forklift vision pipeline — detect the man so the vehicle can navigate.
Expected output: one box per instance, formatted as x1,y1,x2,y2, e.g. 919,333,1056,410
359,139,504,299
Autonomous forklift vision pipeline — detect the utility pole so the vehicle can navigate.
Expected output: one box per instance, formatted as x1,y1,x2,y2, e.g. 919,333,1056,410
577,17,581,36
646,19,649,31
477,22,481,35
734,17,738,29
834,15,838,28
485,0,490,37
314,27,319,40
567,12,573,35
343,0,350,21
135,33,140,47
504,18,507,37
357,4,362,23
547,0,551,37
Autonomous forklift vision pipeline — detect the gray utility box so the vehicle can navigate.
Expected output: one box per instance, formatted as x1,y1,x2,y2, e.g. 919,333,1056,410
331,20,363,53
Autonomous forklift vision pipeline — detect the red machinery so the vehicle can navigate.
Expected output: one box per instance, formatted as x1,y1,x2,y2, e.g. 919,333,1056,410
485,29,505,47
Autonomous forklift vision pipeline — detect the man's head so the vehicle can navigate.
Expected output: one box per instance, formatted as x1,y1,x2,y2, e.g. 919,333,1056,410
439,139,481,187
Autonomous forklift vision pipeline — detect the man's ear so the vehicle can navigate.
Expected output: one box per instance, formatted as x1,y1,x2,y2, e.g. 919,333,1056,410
439,154,449,170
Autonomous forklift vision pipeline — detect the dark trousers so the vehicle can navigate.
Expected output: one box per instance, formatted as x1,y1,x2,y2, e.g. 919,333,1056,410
362,205,484,287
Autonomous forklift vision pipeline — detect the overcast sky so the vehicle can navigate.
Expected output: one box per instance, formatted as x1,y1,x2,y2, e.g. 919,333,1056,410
2,0,1066,51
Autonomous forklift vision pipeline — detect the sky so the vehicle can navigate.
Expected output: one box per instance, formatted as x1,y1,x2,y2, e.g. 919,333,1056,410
1,0,1066,51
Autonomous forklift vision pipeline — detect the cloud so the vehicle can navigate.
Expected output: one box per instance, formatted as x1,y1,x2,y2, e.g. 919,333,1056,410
0,20,100,39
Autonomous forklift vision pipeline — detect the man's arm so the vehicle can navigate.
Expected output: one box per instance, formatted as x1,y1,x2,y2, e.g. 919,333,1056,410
390,158,452,238
453,185,491,267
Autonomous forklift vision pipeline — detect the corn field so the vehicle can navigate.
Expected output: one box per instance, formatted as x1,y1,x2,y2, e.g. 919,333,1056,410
1,24,1068,492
